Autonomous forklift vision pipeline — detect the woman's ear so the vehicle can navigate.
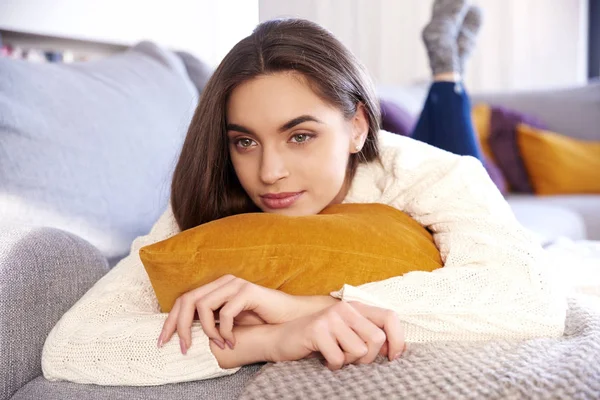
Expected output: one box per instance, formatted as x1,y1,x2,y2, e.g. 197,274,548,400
349,103,369,153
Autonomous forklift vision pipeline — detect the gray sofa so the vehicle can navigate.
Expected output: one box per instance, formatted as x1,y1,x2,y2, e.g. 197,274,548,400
473,83,600,244
0,42,263,400
380,80,600,244
1,43,599,399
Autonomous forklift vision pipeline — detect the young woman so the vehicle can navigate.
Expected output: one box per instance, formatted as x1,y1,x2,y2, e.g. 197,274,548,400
42,0,566,386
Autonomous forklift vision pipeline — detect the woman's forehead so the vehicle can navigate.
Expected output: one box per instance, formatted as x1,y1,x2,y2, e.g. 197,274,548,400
226,72,342,129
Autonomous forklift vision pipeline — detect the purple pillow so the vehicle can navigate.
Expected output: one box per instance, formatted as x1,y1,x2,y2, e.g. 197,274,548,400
380,98,416,136
380,98,509,195
482,155,508,195
488,107,546,193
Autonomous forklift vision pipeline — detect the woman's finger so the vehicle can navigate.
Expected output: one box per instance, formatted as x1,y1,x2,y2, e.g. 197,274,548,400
379,341,389,357
342,306,386,365
159,274,237,349
234,310,266,326
330,315,369,365
217,292,255,347
176,293,200,352
192,274,238,298
195,279,245,347
315,331,347,371
349,302,405,361
190,275,239,321
159,299,181,347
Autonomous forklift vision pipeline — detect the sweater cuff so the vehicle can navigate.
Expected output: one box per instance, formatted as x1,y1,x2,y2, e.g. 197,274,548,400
330,284,395,311
160,324,241,382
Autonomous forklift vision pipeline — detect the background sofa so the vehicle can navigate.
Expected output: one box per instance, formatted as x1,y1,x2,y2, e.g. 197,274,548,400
380,80,600,245
1,43,598,399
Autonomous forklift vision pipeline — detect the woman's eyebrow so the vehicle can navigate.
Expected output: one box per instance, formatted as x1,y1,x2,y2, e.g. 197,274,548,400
226,115,323,136
278,115,323,133
226,123,253,135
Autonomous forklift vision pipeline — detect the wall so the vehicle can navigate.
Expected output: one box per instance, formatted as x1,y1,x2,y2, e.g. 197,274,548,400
0,0,259,65
1,0,589,90
259,0,589,93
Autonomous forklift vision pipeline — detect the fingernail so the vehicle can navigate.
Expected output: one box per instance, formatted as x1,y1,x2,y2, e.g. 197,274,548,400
393,349,404,360
211,338,225,350
179,338,187,355
157,335,163,348
225,339,234,350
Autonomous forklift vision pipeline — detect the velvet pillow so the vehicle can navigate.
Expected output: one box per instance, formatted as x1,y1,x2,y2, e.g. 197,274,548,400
488,106,546,193
471,104,494,161
139,203,443,312
517,124,600,195
471,104,508,194
380,98,417,136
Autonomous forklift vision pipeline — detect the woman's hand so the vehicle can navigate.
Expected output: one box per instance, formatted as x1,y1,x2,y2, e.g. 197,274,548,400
269,301,406,370
158,274,339,353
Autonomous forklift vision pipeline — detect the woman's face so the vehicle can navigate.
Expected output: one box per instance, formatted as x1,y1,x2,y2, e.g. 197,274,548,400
226,72,368,216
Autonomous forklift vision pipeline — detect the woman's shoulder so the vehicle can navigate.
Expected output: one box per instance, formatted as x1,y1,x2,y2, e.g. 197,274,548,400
154,202,181,236
374,130,460,173
137,202,182,249
345,131,454,203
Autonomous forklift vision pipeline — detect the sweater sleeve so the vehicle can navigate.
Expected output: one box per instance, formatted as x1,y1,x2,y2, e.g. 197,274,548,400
332,133,567,342
41,203,240,386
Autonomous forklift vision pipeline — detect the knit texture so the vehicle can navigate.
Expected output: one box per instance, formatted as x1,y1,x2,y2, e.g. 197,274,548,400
239,297,600,400
41,130,567,385
41,205,238,386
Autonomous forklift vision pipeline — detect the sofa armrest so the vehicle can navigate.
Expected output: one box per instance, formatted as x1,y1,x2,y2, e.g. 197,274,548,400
0,225,109,400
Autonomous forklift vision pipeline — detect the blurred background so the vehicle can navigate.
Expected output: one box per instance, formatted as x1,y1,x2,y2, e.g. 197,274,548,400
0,0,597,93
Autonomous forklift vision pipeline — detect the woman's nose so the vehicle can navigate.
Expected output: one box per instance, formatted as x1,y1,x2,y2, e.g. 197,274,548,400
259,148,290,185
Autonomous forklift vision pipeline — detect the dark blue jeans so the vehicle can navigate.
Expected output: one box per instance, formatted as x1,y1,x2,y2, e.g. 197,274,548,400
411,81,483,161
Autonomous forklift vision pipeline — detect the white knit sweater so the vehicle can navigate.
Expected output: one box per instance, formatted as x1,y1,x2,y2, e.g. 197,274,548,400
41,131,567,386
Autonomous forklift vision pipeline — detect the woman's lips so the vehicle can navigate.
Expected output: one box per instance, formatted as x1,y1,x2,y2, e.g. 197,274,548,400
260,191,304,209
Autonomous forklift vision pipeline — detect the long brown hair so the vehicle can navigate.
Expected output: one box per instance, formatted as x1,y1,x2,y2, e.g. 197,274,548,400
171,18,381,231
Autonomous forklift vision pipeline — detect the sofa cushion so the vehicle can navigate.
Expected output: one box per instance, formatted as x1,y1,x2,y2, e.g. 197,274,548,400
139,203,442,313
515,194,600,241
506,195,596,244
488,106,546,193
380,98,416,136
11,364,262,400
0,42,197,261
0,226,109,400
175,51,214,96
472,80,600,142
517,124,600,195
471,103,493,160
379,99,507,194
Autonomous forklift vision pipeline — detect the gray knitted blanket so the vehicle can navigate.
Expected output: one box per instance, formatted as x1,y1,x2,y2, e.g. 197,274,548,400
239,296,600,400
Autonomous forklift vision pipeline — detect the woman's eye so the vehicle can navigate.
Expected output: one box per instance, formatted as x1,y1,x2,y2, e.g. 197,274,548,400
236,138,255,148
291,133,311,143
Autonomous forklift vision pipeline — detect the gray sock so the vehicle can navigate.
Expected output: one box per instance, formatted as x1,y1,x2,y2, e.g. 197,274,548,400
421,0,470,76
457,6,483,75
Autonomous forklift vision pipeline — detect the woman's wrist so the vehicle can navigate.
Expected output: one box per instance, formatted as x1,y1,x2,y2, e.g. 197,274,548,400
208,295,340,368
209,323,279,368
299,295,340,317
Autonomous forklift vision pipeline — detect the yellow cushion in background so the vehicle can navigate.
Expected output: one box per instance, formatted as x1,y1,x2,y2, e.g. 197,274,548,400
517,123,600,195
140,203,442,312
471,103,494,161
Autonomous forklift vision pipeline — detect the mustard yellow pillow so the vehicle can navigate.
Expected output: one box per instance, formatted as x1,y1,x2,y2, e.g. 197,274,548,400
140,203,442,312
518,123,600,195
471,103,494,161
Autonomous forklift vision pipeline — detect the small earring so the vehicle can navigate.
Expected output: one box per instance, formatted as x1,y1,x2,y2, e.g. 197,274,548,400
355,145,361,152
